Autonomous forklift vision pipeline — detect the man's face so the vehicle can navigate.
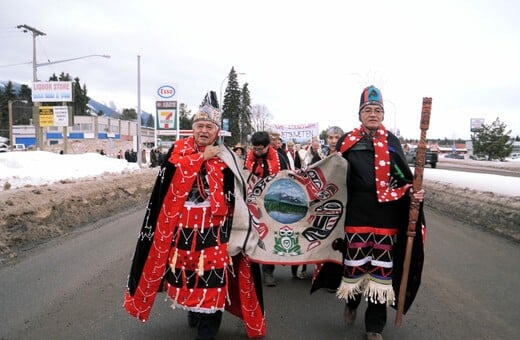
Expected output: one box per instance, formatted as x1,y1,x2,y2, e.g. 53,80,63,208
193,121,219,147
252,144,269,157
359,104,384,131
327,133,342,151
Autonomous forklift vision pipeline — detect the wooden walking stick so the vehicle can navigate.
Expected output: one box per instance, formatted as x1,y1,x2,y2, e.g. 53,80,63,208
395,97,432,326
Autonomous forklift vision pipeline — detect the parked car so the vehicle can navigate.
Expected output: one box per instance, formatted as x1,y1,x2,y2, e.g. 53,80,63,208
0,143,9,152
12,144,26,151
405,148,438,168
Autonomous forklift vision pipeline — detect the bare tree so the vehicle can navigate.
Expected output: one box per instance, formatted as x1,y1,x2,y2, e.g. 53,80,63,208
251,104,273,132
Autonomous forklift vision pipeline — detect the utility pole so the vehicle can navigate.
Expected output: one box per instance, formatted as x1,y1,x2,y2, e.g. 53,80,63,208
17,24,46,149
136,55,142,166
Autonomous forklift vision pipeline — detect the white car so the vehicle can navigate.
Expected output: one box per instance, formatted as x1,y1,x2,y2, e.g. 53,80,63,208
12,144,26,151
0,143,9,152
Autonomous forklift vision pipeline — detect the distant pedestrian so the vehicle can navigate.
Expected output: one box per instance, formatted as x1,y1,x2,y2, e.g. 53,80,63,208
322,126,344,156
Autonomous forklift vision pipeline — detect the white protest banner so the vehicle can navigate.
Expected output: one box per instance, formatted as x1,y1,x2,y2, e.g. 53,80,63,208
271,122,319,143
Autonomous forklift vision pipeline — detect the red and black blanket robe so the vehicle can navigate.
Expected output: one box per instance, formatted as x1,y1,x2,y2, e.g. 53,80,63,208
312,125,425,314
244,145,288,176
123,137,265,338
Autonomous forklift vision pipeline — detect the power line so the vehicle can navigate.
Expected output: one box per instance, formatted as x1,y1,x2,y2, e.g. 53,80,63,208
0,61,32,68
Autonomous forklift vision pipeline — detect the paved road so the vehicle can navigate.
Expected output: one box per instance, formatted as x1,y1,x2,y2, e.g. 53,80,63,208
433,158,520,177
1,206,519,340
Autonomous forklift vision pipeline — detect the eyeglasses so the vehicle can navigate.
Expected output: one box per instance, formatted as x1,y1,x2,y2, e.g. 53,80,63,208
361,107,384,115
252,145,266,152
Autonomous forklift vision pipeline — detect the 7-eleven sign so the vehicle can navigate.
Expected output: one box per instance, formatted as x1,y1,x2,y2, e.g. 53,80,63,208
156,101,177,130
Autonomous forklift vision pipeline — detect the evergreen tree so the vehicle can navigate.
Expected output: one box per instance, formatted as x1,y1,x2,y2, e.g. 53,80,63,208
73,79,90,116
146,114,155,128
18,85,32,102
0,82,17,139
121,108,138,121
222,67,242,146
240,83,252,145
179,103,193,129
471,117,513,161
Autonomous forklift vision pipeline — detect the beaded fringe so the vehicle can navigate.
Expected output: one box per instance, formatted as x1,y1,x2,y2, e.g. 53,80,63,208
336,275,395,306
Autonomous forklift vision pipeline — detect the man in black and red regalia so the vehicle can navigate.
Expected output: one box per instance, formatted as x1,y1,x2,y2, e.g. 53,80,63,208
312,85,425,340
124,91,265,340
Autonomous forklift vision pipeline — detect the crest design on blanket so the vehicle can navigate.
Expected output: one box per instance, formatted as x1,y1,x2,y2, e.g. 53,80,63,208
244,154,348,264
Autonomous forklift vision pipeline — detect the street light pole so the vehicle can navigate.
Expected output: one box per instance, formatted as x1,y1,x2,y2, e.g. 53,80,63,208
136,55,142,166
36,54,110,68
18,23,111,150
385,99,397,136
8,101,13,147
18,25,45,149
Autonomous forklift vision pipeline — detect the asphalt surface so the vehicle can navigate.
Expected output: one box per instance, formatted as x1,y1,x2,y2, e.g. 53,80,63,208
1,204,519,340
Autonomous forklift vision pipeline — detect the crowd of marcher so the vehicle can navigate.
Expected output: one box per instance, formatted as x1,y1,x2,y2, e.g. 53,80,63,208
123,86,425,340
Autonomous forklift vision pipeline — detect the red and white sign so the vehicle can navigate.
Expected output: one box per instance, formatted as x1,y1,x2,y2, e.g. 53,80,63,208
156,101,177,130
156,85,176,99
32,81,73,102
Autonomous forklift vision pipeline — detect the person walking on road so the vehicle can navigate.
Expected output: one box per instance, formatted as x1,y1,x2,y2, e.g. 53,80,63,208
313,85,425,340
124,91,265,340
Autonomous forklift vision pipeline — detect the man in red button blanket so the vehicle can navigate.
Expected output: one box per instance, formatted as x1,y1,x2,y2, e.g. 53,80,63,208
312,86,425,340
123,92,265,339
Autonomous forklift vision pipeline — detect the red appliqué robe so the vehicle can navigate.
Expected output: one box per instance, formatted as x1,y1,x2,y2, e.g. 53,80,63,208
123,137,265,338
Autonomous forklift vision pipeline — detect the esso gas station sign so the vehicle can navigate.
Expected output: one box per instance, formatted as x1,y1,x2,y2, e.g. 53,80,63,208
157,85,176,99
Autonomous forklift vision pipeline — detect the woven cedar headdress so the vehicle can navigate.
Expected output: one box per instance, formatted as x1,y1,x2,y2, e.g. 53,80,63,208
193,91,221,127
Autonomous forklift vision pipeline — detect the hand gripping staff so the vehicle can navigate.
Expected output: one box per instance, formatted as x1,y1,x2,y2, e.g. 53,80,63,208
395,97,432,326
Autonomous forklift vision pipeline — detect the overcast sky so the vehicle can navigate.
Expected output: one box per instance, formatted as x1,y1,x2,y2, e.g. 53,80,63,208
1,0,519,140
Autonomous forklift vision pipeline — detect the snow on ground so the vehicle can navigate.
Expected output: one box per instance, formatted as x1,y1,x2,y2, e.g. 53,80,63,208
423,166,519,197
0,151,140,190
0,151,519,197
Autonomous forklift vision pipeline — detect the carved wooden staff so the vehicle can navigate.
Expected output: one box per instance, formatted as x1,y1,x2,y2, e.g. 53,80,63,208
395,97,432,326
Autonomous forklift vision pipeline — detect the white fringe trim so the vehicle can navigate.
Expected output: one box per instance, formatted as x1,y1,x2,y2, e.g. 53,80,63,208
336,275,396,307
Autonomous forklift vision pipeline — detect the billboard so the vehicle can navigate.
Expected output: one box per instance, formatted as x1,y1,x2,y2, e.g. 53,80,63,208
32,81,73,102
39,106,70,127
271,123,320,144
156,100,177,130
470,118,485,132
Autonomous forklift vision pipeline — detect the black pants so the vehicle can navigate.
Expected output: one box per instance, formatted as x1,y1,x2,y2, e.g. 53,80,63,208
193,311,223,340
347,294,387,333
262,264,275,274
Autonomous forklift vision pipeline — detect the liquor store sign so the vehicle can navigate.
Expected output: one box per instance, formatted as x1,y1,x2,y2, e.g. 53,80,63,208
32,81,73,102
